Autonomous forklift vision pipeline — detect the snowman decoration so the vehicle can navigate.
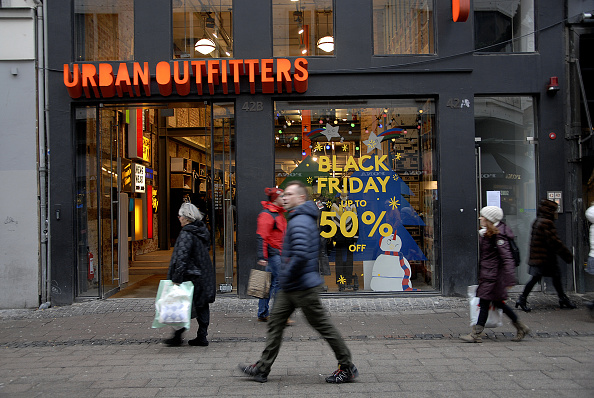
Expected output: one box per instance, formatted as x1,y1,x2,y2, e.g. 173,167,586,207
370,230,416,291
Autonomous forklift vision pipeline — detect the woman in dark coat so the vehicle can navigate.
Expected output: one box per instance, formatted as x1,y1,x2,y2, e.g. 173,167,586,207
515,199,575,311
164,202,216,347
461,206,530,343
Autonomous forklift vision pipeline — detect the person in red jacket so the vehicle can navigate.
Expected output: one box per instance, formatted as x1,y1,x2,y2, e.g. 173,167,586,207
256,187,287,322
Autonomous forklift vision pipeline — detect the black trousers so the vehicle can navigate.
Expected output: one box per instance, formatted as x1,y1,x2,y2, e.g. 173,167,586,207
522,275,565,298
477,298,517,326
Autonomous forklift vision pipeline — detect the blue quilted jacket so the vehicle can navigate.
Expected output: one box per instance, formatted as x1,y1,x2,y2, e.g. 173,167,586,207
279,201,323,292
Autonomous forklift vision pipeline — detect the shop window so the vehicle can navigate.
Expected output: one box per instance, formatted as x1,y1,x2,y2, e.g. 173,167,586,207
173,0,233,59
274,100,438,293
474,0,535,52
373,0,435,55
475,96,536,284
74,0,134,61
273,0,334,57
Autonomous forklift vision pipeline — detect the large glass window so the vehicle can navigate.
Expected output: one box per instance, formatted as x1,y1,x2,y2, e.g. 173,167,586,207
475,96,537,284
273,0,334,57
373,0,434,55
275,100,438,293
173,0,233,59
74,0,134,61
474,0,535,53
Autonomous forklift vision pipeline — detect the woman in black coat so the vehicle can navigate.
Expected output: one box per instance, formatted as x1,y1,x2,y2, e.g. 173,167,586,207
515,199,575,311
164,202,216,346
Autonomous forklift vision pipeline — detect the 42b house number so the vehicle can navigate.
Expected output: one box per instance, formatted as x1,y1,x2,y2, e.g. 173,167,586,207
447,98,470,109
242,101,263,112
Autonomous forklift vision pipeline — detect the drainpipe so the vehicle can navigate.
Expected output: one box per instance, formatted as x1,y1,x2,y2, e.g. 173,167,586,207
34,0,50,308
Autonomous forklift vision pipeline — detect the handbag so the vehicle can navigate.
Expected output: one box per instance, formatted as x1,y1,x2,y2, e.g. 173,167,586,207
151,280,194,329
247,268,271,299
467,285,503,328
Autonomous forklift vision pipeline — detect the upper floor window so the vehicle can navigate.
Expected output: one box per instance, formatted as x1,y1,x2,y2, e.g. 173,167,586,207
173,0,233,59
474,0,535,53
373,0,434,55
273,0,334,57
74,0,134,61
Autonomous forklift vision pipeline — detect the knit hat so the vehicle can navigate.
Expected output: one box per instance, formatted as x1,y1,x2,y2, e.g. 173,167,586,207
480,206,503,224
265,187,283,202
178,202,203,222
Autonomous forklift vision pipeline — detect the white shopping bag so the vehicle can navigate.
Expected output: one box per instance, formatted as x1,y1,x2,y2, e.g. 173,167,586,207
467,285,503,328
152,280,194,329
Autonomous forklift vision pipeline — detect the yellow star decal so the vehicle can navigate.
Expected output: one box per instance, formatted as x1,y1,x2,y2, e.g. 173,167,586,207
389,197,400,210
307,177,313,184
394,152,402,160
326,202,332,209
342,144,348,151
314,143,324,151
337,275,346,285
392,175,399,181
367,139,377,149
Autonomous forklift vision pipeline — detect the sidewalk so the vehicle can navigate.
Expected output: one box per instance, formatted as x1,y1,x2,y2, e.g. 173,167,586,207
1,293,593,397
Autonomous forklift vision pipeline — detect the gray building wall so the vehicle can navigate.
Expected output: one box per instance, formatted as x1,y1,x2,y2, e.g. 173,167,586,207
0,3,41,308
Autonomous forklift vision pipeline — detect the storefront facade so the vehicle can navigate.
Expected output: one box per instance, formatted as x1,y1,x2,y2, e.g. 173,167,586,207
43,0,594,306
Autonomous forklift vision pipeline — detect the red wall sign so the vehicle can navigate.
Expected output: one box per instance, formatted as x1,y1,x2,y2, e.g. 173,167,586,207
64,58,308,99
452,0,470,22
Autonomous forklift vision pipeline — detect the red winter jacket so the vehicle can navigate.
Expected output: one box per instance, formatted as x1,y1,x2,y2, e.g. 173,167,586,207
256,201,287,261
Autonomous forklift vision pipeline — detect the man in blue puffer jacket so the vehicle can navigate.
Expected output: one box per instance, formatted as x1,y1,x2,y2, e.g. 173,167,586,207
239,181,358,384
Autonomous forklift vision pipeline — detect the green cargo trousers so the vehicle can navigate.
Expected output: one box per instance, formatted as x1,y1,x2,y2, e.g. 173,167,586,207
256,285,353,375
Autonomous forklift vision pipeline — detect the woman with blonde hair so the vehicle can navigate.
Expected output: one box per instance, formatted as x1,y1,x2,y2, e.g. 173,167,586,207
461,206,530,343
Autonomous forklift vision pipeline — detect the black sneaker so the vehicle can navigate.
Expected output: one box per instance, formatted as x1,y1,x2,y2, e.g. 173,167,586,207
238,363,268,383
325,364,358,383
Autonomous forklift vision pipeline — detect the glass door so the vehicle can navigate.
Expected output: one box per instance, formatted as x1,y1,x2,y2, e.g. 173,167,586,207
474,96,537,284
98,109,120,297
212,103,236,291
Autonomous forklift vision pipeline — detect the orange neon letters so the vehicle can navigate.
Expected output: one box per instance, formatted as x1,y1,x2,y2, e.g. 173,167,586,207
63,58,309,98
452,0,470,22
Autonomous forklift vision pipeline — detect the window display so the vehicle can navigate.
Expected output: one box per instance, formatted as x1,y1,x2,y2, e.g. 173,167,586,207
274,99,438,292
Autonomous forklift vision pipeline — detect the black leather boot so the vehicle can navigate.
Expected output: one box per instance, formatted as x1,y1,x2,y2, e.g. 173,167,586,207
559,295,576,309
515,295,532,312
164,327,186,346
188,331,209,346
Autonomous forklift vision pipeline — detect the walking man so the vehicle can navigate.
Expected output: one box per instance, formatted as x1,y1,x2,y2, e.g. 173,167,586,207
238,180,358,383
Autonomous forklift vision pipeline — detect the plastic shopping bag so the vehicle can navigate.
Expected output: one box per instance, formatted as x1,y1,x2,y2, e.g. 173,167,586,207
467,285,503,328
152,280,194,329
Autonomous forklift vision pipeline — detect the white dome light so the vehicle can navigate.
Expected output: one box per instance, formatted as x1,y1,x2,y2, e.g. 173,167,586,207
317,36,334,52
195,38,216,55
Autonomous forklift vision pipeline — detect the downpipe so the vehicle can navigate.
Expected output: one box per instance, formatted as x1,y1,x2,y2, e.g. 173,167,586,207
34,0,51,308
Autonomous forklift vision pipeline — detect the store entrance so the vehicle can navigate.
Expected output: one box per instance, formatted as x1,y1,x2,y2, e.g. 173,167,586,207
474,96,537,284
74,102,236,299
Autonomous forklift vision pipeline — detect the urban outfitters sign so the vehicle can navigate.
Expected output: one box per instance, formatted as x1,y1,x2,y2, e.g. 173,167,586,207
63,58,308,99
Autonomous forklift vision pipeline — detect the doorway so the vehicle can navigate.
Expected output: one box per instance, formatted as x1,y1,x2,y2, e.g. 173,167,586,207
74,102,236,299
474,96,537,284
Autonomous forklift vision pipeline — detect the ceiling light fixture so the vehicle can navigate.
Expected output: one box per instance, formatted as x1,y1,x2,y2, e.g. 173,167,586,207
317,10,334,52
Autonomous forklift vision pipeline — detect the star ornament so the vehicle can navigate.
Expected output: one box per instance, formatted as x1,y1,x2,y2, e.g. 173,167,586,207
394,152,403,160
314,142,324,151
363,132,382,153
307,177,313,184
337,275,347,285
389,197,400,210
342,144,348,151
321,123,341,140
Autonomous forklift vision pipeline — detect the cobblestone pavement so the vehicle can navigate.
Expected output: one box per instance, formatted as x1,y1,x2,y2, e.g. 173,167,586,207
0,292,593,397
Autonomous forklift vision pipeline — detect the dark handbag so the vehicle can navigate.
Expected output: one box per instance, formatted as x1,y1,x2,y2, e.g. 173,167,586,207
247,267,271,299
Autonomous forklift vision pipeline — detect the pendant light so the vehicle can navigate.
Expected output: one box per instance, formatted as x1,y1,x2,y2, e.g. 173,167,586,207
195,14,215,55
317,11,333,53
